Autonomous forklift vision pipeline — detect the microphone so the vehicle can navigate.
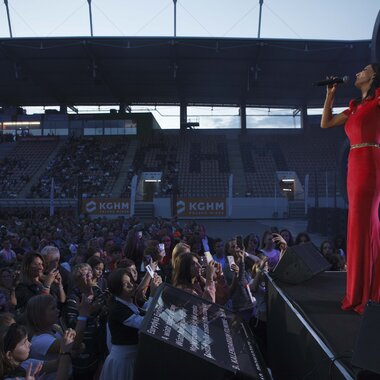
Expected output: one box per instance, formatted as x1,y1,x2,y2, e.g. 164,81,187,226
313,76,349,86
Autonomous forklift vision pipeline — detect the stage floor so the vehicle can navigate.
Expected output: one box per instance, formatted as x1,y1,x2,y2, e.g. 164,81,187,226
267,271,369,379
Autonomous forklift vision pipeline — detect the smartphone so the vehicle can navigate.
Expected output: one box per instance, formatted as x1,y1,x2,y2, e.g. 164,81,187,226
146,264,154,278
198,256,207,268
204,251,213,264
158,243,165,251
227,256,235,269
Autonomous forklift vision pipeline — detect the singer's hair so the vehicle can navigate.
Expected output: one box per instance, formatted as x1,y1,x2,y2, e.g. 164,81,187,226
354,62,380,105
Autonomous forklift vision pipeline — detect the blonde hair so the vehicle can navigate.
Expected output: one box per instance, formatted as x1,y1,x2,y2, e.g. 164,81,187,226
71,263,92,283
171,243,190,268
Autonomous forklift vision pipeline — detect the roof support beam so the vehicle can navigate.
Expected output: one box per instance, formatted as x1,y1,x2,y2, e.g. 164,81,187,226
87,0,94,37
3,0,13,38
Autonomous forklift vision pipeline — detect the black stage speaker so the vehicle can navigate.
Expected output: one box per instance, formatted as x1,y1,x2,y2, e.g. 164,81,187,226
134,284,270,380
271,242,331,284
352,301,380,375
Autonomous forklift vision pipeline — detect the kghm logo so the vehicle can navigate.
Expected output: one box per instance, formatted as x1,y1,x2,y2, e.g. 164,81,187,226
176,200,186,214
189,202,224,211
99,202,129,211
176,200,225,216
85,201,97,213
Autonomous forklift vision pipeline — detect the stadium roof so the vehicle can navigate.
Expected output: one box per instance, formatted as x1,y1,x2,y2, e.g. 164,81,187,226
0,36,372,110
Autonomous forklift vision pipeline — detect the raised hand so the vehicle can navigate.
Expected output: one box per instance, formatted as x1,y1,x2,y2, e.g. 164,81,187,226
60,328,76,353
44,269,58,288
18,361,43,380
54,271,62,286
150,273,163,296
326,76,338,97
230,263,240,277
272,233,287,251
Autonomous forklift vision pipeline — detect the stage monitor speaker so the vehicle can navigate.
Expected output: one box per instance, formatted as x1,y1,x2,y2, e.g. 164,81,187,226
135,284,270,380
271,242,331,284
351,301,380,375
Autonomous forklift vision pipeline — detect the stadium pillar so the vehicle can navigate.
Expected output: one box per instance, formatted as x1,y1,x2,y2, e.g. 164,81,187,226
180,102,187,131
240,103,247,132
59,105,67,114
300,104,308,131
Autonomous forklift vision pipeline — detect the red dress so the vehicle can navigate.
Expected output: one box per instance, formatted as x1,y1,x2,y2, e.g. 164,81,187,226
341,88,380,314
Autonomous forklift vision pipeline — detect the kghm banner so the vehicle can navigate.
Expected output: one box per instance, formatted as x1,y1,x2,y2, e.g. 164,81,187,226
176,198,227,217
82,198,130,215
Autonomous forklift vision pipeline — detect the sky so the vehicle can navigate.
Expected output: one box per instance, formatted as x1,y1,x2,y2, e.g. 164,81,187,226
0,0,379,129
0,0,378,40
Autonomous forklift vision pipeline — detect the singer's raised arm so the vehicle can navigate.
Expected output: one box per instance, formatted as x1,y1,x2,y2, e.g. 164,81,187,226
320,81,348,128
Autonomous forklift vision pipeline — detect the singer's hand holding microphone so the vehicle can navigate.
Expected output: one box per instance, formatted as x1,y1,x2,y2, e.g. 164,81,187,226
313,76,349,86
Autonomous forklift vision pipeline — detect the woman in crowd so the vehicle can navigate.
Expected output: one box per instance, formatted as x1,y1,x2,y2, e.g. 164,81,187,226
212,238,226,266
124,227,146,271
259,232,280,270
26,294,90,380
320,240,346,271
222,239,255,320
321,63,380,313
100,268,162,380
279,229,294,247
158,242,190,284
15,252,63,313
249,257,269,361
172,252,216,303
87,256,107,292
243,234,261,258
320,240,334,259
295,232,311,245
64,263,107,380
0,323,75,380
116,258,138,282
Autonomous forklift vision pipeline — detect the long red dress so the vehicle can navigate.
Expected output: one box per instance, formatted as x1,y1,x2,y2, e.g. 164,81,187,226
341,87,380,314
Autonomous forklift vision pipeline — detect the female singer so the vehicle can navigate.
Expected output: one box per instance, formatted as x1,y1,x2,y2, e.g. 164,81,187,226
321,63,380,314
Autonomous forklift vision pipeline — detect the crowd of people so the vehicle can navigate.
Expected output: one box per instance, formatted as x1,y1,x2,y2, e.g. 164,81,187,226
0,211,347,379
29,137,128,199
0,158,30,199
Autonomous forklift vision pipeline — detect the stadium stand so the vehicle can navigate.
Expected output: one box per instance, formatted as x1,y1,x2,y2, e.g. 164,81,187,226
0,140,59,198
0,126,346,201
29,136,129,199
